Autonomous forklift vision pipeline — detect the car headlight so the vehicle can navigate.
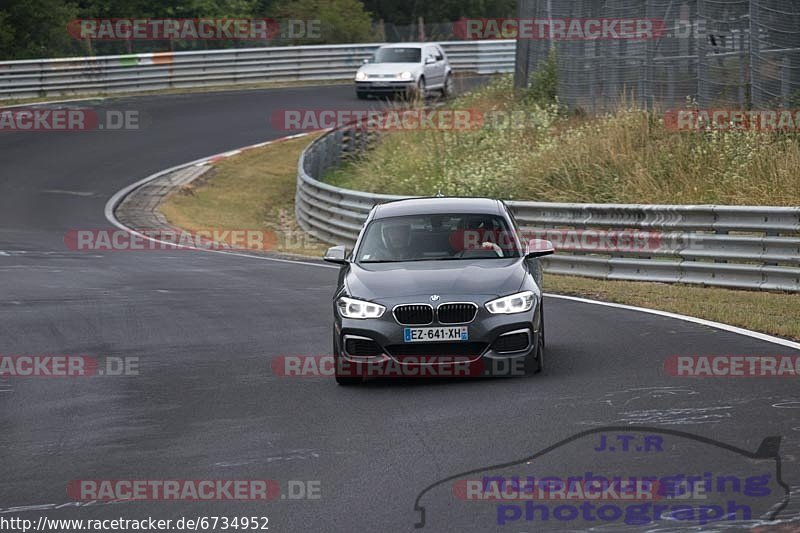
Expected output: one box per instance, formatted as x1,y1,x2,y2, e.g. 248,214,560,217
485,291,536,314
355,71,368,81
337,296,385,319
398,71,413,80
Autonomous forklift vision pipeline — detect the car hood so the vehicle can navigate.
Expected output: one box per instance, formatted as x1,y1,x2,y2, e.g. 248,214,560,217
358,63,422,76
344,259,525,301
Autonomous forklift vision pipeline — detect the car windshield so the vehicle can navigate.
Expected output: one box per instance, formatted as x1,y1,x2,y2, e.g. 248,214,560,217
357,214,521,263
372,47,421,63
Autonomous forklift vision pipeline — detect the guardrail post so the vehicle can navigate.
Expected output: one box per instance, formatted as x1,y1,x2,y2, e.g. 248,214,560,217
666,63,675,106
748,0,759,108
697,0,709,108
38,62,46,98
513,0,533,89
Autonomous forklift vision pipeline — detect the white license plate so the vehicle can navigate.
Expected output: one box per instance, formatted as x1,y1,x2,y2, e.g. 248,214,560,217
404,326,468,343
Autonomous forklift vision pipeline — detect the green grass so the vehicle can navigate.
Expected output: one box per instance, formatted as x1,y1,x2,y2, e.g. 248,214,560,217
545,275,800,341
326,75,800,205
160,133,328,257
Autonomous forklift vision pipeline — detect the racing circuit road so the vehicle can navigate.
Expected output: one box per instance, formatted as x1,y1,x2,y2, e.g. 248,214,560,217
1,82,799,532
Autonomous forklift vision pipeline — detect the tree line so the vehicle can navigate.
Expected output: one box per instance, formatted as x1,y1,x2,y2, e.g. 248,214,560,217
0,0,516,60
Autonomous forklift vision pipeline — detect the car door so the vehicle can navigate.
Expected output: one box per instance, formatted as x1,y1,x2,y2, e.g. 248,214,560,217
434,45,449,82
423,45,443,88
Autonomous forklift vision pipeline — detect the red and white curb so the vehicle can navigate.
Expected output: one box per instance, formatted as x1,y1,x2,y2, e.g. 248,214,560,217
104,130,329,268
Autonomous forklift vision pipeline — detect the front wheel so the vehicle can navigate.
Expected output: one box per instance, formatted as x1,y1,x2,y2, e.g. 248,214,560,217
407,77,426,100
441,74,454,98
524,309,545,375
336,374,363,386
334,354,363,385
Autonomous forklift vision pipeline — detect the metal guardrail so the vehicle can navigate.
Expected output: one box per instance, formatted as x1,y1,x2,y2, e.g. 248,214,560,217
296,122,800,292
0,41,514,99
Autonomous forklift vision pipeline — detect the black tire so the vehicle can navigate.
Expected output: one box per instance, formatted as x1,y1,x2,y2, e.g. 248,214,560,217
441,74,454,98
336,373,363,386
524,308,545,375
334,354,363,385
540,303,545,348
407,77,425,100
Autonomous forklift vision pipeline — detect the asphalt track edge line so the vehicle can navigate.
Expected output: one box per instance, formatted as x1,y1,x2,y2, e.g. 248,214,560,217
104,135,800,352
545,293,800,351
1,97,109,109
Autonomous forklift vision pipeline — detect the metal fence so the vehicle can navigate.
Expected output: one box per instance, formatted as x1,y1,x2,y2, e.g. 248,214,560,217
0,40,514,99
514,0,800,110
296,122,800,292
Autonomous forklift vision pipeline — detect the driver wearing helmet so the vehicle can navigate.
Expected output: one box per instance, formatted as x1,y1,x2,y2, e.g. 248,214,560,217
377,221,414,260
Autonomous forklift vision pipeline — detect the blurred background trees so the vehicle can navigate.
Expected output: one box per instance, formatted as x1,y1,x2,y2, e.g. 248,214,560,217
0,0,517,59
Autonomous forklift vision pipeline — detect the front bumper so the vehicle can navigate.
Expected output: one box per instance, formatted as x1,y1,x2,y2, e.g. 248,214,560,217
333,299,540,378
355,80,415,95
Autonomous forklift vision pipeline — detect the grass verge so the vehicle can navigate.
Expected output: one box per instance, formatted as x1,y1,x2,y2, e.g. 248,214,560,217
160,130,800,342
326,74,800,205
160,132,328,258
545,275,800,341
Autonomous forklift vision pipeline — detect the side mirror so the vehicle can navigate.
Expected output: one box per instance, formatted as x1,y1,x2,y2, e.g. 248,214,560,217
323,245,349,264
525,239,555,258
363,58,370,64
425,57,436,65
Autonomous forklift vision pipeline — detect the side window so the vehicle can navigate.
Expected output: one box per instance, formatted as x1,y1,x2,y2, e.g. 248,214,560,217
435,47,444,61
424,47,435,63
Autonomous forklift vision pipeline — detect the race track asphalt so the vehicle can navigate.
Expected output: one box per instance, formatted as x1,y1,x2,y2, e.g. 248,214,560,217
1,81,798,532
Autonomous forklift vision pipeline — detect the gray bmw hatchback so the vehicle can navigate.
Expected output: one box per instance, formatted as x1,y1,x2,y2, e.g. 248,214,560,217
323,197,554,385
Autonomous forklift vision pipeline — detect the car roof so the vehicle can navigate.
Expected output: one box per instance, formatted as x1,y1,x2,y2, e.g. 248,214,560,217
372,197,504,219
